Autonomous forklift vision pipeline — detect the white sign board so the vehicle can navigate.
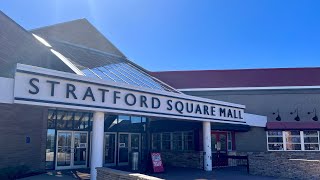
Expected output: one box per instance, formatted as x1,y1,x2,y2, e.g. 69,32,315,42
14,64,246,124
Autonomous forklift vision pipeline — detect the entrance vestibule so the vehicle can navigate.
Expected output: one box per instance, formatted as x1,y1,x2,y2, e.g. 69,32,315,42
46,109,146,171
118,133,141,166
56,131,88,170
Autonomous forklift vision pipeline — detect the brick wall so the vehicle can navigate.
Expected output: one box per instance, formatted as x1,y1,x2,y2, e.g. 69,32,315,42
0,103,47,172
160,151,203,169
96,167,163,180
249,152,320,180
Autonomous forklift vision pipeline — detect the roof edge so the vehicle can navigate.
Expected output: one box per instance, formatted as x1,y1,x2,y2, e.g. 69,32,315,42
153,66,320,73
29,18,87,31
179,85,320,92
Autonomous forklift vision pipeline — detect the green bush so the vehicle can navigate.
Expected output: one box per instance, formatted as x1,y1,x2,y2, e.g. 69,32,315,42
0,165,30,180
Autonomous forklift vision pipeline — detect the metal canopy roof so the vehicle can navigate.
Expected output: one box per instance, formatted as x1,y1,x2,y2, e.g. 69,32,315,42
36,38,180,93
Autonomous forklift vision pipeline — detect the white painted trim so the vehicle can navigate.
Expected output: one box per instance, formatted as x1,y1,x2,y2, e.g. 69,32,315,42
13,64,248,125
203,121,212,171
283,131,287,151
300,131,305,151
179,86,320,92
0,77,14,104
244,113,267,127
16,63,245,109
91,112,104,180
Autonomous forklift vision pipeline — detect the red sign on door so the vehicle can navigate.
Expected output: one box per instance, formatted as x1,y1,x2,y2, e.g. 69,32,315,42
151,152,164,173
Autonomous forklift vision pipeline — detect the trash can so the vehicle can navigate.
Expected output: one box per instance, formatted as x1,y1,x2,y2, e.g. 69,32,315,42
131,152,139,171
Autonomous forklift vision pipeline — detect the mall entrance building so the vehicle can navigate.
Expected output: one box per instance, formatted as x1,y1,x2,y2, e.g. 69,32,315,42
47,110,148,170
0,11,266,180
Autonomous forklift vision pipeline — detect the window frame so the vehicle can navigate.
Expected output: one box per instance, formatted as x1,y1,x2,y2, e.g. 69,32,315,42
303,131,319,151
161,132,172,151
267,130,320,151
227,132,232,151
151,133,162,151
151,131,194,151
172,132,183,151
183,131,194,151
267,130,284,151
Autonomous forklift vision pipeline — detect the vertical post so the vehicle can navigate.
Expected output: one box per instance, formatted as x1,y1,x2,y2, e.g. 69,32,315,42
91,111,105,180
203,121,212,171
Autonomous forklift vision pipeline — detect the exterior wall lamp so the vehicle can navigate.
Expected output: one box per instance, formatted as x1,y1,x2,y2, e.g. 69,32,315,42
290,108,300,121
308,108,318,121
272,109,281,121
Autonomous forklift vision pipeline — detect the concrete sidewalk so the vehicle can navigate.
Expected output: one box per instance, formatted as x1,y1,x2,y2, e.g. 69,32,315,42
21,167,287,180
148,167,287,180
20,169,90,180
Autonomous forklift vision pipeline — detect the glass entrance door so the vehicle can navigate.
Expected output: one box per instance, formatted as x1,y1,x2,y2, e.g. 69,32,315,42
56,131,72,168
73,132,88,167
211,131,228,167
104,133,116,166
118,133,129,165
118,133,141,166
56,131,88,170
131,134,140,153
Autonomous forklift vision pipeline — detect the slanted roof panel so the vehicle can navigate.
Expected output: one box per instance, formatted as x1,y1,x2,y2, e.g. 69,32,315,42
31,19,125,57
0,11,74,77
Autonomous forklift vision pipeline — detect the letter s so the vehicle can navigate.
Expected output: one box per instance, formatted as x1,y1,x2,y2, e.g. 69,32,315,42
29,78,39,94
167,100,173,110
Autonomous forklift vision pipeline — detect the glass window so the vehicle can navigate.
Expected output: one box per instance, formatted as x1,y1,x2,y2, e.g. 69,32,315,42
105,115,118,130
113,115,147,132
267,130,284,151
162,133,171,150
109,66,138,85
74,112,91,130
268,131,283,136
56,111,73,129
268,137,283,143
82,69,100,78
152,133,161,151
183,131,194,150
141,117,147,123
151,131,194,151
131,116,141,123
285,131,301,150
93,68,117,82
268,143,284,151
304,131,319,151
267,130,320,151
48,110,94,130
118,115,130,123
47,109,56,128
172,132,183,151
46,129,55,169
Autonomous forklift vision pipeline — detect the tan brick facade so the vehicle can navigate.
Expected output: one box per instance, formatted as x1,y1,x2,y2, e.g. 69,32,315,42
249,152,320,179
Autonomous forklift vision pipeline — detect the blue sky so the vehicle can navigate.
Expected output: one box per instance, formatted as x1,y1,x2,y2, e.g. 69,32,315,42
1,0,320,71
